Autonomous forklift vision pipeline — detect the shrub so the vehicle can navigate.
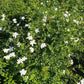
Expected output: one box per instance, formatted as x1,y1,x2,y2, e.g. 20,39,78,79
0,0,84,84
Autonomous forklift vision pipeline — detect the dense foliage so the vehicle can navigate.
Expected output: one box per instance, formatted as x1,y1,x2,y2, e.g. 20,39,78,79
0,0,84,84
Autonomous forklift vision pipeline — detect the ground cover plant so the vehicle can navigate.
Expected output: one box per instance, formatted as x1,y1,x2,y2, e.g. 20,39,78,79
0,0,84,84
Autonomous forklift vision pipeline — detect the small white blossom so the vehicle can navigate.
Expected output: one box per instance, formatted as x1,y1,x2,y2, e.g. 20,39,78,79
9,47,13,52
68,54,71,57
73,19,79,24
30,40,36,46
74,38,79,42
1,14,5,18
41,43,46,49
17,56,27,64
16,23,19,26
3,48,9,53
48,34,50,37
27,36,33,40
25,24,29,27
64,41,68,44
43,23,46,26
67,29,70,32
80,78,84,84
28,25,31,28
1,18,5,21
41,2,43,5
13,32,19,38
29,47,34,53
70,59,73,65
27,32,31,36
22,56,27,61
17,58,23,64
13,18,17,23
4,55,10,60
55,8,58,11
46,0,49,2
17,42,21,47
9,52,16,57
63,70,66,74
35,29,39,33
9,38,13,42
77,82,80,84
20,16,25,20
0,27,2,30
66,19,69,22
20,69,27,76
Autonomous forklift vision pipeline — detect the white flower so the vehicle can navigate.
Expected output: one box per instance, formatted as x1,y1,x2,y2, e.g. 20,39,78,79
22,56,27,61
29,47,34,53
64,41,68,44
70,59,73,65
13,32,19,38
20,16,25,20
16,23,19,26
55,8,58,11
28,25,31,28
3,48,9,53
48,34,50,37
17,42,21,47
35,29,39,33
17,56,27,64
27,36,33,40
67,29,70,32
4,55,10,60
41,2,43,5
20,69,27,76
80,78,84,84
9,47,14,52
46,0,49,2
73,19,79,24
66,19,69,22
43,23,46,26
64,14,68,18
63,70,66,74
9,52,16,57
13,18,17,23
9,38,13,42
1,14,5,18
74,38,79,42
77,82,80,84
0,27,2,30
1,18,5,21
25,24,29,27
41,43,46,49
17,58,23,64
27,32,31,36
68,54,71,57
30,40,36,46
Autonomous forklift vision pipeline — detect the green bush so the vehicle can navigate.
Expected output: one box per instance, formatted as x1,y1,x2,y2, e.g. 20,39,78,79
0,0,84,84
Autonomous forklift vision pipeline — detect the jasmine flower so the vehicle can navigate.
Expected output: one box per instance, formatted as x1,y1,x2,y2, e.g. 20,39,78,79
17,42,21,47
29,47,34,53
30,40,36,46
13,18,17,23
13,32,19,38
35,29,39,33
41,43,46,49
20,69,27,76
0,27,2,30
1,14,5,18
27,36,33,40
9,47,14,52
3,48,9,53
20,16,25,20
4,55,10,60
